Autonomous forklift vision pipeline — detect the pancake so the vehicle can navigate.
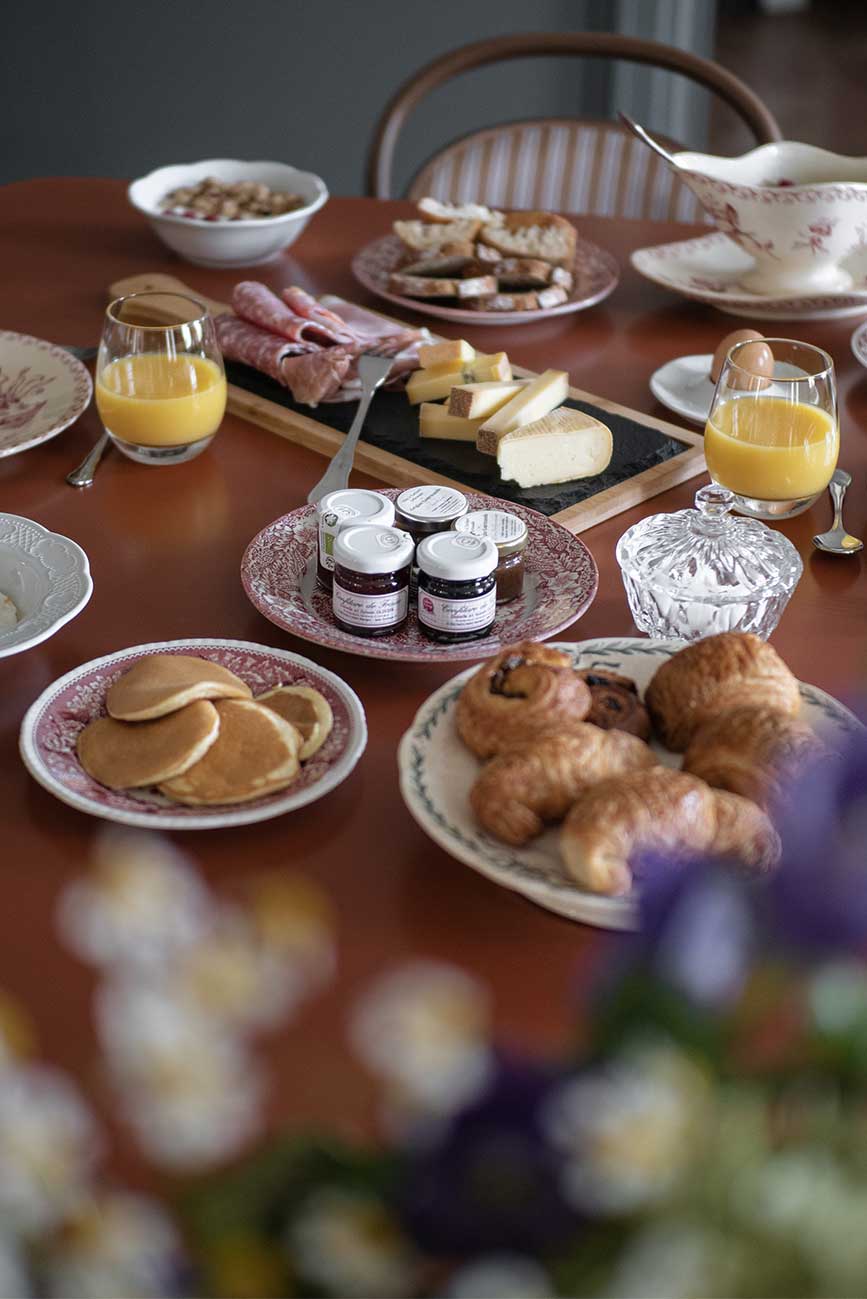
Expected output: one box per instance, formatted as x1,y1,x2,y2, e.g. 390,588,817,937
159,699,301,805
107,654,252,721
77,700,220,789
256,685,333,760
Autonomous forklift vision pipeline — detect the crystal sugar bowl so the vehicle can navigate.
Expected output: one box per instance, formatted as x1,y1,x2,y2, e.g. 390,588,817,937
616,485,803,642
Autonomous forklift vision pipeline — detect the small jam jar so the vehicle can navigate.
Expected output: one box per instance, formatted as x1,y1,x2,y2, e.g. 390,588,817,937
316,489,395,589
417,532,498,643
394,485,469,548
332,524,414,638
454,509,529,604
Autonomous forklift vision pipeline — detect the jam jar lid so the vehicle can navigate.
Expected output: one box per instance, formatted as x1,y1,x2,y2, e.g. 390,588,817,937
454,509,529,557
333,525,414,575
417,531,498,581
316,488,394,525
615,484,804,605
395,485,468,524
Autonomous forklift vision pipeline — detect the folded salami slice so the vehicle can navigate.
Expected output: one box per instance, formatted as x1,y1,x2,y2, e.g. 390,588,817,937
319,293,426,353
280,286,356,346
231,282,341,346
281,349,354,406
214,315,314,385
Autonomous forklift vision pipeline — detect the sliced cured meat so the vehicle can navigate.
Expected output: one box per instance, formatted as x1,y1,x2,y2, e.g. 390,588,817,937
319,293,427,352
214,316,313,385
281,349,354,405
280,286,357,346
231,282,340,346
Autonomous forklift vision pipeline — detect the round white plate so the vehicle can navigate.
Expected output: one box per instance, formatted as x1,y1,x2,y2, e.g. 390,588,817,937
352,232,619,326
398,637,863,931
650,354,715,424
851,318,867,368
632,232,867,321
0,514,93,658
20,638,367,829
0,333,92,457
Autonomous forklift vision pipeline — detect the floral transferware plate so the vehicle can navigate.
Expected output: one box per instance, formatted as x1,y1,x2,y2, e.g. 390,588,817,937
0,514,93,658
632,232,867,321
352,233,619,326
398,638,863,931
850,318,867,368
19,638,367,829
0,333,92,457
241,491,598,664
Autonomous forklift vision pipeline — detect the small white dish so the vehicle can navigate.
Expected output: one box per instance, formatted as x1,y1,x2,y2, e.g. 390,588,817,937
398,637,863,931
650,354,715,424
632,231,867,320
128,159,329,268
0,515,92,658
0,333,92,458
851,319,867,368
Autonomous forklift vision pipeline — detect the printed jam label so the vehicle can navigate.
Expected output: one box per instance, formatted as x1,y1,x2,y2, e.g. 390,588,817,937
418,586,496,632
396,485,467,522
456,511,526,544
319,506,359,571
333,583,408,628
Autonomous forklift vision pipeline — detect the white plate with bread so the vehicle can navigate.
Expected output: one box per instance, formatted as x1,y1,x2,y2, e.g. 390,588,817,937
352,197,619,325
398,635,862,930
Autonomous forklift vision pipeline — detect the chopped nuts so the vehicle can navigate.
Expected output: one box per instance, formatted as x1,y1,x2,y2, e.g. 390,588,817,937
159,177,305,221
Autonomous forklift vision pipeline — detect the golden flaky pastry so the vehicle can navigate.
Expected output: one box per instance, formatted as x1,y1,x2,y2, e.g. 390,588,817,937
470,726,657,846
107,654,252,721
683,705,826,812
77,700,220,790
160,699,301,806
575,669,651,739
560,767,780,897
644,632,800,752
456,642,591,760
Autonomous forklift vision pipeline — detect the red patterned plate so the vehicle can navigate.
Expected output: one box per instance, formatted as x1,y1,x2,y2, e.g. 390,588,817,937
19,638,367,829
241,491,598,663
352,233,619,326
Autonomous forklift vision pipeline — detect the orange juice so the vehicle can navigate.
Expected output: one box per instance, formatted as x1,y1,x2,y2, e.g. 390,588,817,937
96,353,226,447
705,396,838,500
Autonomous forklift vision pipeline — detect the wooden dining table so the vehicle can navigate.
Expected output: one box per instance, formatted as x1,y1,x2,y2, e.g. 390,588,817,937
1,180,865,1189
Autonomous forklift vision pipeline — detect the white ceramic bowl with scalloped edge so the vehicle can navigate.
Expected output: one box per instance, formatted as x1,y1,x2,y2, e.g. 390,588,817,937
128,159,329,268
0,515,92,657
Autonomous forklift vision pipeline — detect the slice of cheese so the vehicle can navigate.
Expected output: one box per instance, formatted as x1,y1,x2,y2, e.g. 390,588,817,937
447,379,526,420
406,352,512,404
497,406,613,488
418,339,475,369
419,402,486,442
476,369,569,454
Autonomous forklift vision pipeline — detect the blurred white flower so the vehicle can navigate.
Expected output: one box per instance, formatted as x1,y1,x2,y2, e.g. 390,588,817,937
444,1253,554,1297
350,962,492,1116
602,1220,738,1299
0,1235,30,1299
541,1044,709,1214
45,1191,183,1299
0,990,35,1074
0,1065,100,1233
96,982,263,1170
58,830,212,971
244,872,337,993
287,1188,417,1298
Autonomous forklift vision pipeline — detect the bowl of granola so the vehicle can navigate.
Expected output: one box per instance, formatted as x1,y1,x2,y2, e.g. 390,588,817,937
128,159,329,268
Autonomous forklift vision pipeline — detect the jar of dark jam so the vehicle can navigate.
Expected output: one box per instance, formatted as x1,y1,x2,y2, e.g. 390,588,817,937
394,485,469,548
416,533,498,643
332,525,414,638
316,489,394,590
454,509,529,603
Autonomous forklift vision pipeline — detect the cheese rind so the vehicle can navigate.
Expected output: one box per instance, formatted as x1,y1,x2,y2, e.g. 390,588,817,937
418,339,475,369
419,403,486,442
496,407,613,488
407,352,513,404
476,369,569,454
447,379,526,420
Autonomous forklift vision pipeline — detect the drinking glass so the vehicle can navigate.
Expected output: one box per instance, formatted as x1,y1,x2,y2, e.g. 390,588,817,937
704,338,838,520
95,292,227,465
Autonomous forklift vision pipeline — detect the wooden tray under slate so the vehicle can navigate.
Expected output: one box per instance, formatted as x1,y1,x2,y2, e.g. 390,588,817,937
109,272,706,534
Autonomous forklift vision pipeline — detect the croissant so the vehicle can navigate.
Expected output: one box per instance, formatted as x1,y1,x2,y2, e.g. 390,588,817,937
560,767,780,896
456,641,591,759
645,632,801,752
683,705,825,812
470,726,657,846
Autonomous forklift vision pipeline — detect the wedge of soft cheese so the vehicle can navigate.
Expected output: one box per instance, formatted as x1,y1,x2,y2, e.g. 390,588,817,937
476,369,569,454
447,379,526,420
419,402,486,441
497,406,613,487
418,339,475,369
407,352,512,404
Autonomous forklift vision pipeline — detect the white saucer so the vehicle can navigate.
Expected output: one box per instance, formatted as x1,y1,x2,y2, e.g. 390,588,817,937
632,232,867,321
650,354,715,424
851,319,867,368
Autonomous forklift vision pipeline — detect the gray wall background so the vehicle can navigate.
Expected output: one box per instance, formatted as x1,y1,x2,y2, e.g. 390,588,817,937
2,0,717,195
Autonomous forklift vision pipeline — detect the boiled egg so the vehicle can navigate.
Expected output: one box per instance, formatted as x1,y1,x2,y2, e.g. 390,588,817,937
710,329,774,388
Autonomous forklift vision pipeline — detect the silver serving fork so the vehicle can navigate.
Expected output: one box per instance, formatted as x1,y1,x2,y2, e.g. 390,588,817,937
306,354,394,505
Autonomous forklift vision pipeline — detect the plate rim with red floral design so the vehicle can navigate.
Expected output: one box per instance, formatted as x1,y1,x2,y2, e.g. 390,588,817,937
240,490,599,664
0,332,92,458
19,638,367,830
351,232,619,326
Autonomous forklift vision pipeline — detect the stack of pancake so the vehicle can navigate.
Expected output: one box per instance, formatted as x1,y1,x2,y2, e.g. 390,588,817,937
77,654,333,806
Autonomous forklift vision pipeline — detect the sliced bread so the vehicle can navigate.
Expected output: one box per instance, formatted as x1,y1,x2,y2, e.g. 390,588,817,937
401,242,477,276
389,272,496,300
479,212,577,268
417,197,503,225
464,285,569,312
393,218,481,252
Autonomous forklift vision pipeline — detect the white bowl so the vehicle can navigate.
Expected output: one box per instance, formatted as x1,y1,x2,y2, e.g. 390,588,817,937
0,515,93,658
128,158,329,268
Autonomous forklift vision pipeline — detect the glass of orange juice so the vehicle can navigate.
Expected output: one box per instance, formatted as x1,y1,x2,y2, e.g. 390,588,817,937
96,292,227,465
705,338,838,520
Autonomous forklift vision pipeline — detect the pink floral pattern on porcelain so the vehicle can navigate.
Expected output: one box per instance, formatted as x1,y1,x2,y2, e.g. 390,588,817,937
850,320,867,369
351,234,619,326
0,333,92,457
0,367,53,430
20,640,366,829
241,491,598,664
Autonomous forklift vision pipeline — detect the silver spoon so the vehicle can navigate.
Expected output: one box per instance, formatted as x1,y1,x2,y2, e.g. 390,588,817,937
618,113,681,169
812,468,863,555
307,354,394,505
66,431,110,488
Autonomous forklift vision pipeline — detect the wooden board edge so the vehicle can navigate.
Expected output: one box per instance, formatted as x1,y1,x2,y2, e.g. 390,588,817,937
552,444,706,534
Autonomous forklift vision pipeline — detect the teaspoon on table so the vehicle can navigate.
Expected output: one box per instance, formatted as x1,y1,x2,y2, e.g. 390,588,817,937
812,468,863,555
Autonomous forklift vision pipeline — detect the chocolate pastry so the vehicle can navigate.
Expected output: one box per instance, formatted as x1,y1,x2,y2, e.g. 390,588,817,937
576,669,651,740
